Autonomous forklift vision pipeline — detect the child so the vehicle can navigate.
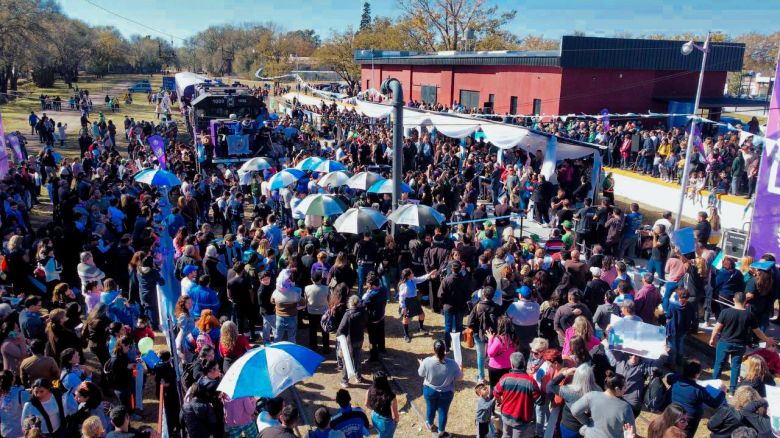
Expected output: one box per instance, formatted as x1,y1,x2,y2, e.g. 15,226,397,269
306,407,341,438
708,171,729,208
694,170,706,205
82,280,102,315
475,382,496,438
131,315,154,344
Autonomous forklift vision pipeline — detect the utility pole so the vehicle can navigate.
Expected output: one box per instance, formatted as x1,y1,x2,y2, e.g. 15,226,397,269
382,78,404,237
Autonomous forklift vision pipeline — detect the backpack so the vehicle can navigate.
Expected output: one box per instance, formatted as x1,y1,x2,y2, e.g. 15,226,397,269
643,371,670,413
538,305,556,340
320,309,334,333
182,361,196,388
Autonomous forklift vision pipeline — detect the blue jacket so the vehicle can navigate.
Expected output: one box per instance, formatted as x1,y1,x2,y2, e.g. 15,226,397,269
188,285,220,318
668,374,725,418
361,287,388,323
713,268,744,299
107,298,141,327
137,267,165,303
665,301,696,338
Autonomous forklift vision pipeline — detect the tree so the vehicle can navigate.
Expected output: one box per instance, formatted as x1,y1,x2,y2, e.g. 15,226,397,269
86,27,131,76
360,2,372,32
314,30,361,90
398,0,517,51
517,36,558,51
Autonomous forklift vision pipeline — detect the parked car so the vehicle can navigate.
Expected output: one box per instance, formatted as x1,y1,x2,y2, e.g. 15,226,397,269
128,82,152,93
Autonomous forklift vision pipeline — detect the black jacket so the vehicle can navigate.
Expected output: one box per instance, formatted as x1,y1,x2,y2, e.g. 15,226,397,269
336,306,367,344
707,406,743,438
438,272,471,313
181,397,218,438
467,299,501,338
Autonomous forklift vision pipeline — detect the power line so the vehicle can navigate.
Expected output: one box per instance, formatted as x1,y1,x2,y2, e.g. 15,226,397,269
82,0,189,43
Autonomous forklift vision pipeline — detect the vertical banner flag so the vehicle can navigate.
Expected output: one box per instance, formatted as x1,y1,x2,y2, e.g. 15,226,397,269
691,121,705,156
540,136,558,183
600,108,610,132
748,51,780,260
7,134,23,162
0,113,8,177
148,135,167,169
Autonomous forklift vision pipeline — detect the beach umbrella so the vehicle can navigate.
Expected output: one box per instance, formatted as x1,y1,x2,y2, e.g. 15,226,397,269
317,171,351,188
133,168,181,187
346,171,385,191
295,156,324,171
310,159,347,173
295,194,346,217
239,157,274,172
268,168,304,190
367,179,413,195
216,342,324,399
387,204,446,227
333,207,388,234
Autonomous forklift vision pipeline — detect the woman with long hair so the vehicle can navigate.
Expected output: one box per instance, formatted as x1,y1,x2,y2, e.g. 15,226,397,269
108,335,137,410
192,309,221,357
45,308,82,366
647,404,688,438
328,252,356,289
52,282,78,310
378,235,400,298
562,316,599,358
1,318,29,377
418,339,462,436
81,303,111,365
219,321,250,372
397,267,438,343
739,256,754,283
486,315,518,388
551,363,601,438
67,381,109,435
127,251,146,304
738,355,772,397
747,267,775,331
365,371,399,438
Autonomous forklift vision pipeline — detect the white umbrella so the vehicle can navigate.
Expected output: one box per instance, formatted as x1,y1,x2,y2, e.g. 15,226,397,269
317,171,351,188
367,179,414,194
295,156,324,171
239,157,274,172
387,204,446,227
268,168,304,190
310,159,348,173
295,194,347,216
346,171,384,191
333,207,388,234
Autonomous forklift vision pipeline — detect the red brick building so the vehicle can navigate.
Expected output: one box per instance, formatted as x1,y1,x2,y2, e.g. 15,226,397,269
355,36,745,117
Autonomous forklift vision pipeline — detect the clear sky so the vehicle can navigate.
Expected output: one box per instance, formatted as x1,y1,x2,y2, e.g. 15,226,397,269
60,0,778,45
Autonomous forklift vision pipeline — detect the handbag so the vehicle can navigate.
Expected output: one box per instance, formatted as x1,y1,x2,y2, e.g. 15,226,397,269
463,328,474,348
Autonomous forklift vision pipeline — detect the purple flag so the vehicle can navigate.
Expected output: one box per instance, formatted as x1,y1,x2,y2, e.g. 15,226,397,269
0,113,8,177
691,122,705,156
600,108,610,132
148,135,167,169
748,51,780,259
7,134,22,162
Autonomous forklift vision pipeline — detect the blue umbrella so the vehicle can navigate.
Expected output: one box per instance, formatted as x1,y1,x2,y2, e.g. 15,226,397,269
133,168,181,187
268,168,304,190
367,179,413,194
310,159,347,173
295,156,324,171
216,342,324,398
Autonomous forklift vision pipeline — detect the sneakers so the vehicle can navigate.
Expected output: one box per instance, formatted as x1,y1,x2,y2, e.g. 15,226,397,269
404,336,412,343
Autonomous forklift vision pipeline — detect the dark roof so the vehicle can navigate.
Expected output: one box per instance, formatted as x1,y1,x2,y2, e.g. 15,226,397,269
559,36,744,72
355,36,745,72
354,49,560,67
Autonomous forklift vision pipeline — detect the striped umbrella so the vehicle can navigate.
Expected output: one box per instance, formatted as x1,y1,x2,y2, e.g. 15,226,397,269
295,194,347,217
346,171,384,191
133,168,181,187
387,204,446,227
367,179,414,194
310,159,348,173
216,343,324,398
268,168,304,190
317,171,352,188
333,207,388,234
239,157,274,172
295,156,324,171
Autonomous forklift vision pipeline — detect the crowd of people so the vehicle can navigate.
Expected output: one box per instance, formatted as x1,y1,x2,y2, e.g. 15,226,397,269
0,79,775,438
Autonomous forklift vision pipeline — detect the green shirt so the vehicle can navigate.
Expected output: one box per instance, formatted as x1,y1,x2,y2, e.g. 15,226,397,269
562,232,574,249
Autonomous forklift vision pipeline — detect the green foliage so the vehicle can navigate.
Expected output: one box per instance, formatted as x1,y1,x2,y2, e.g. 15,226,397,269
360,2,372,32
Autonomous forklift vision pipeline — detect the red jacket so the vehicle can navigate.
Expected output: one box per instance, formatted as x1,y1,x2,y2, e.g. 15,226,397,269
747,348,780,375
494,371,541,425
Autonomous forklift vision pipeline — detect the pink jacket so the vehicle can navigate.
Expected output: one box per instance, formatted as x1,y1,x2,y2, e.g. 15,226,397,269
487,335,516,370
561,327,600,357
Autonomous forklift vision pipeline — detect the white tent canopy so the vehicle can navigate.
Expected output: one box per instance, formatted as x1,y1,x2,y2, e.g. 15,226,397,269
175,72,208,101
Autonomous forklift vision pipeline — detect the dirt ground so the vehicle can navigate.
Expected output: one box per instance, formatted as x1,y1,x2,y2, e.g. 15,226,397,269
10,74,727,437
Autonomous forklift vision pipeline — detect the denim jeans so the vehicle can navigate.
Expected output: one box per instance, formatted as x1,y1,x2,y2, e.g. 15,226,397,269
262,314,276,343
712,341,746,393
647,258,666,280
372,411,397,438
423,386,454,432
357,264,374,295
535,402,549,436
442,309,464,350
662,281,679,314
668,335,686,368
275,315,297,342
474,334,487,381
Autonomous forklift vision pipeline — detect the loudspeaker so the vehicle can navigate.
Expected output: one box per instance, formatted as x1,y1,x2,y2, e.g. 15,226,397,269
721,229,748,259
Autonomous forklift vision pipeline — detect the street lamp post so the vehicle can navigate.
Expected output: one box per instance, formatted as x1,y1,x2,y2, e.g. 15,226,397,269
381,78,404,237
675,32,712,231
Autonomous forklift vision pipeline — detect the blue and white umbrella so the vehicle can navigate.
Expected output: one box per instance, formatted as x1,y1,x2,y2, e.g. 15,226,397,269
317,170,351,188
133,168,181,187
311,159,347,173
268,168,304,190
387,203,446,227
239,157,274,172
367,179,413,194
346,171,384,191
295,156,324,171
295,194,347,217
216,342,324,398
333,207,388,234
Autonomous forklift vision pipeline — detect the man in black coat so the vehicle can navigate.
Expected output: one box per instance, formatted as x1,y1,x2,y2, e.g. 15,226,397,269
438,261,471,352
336,295,368,387
531,175,553,225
